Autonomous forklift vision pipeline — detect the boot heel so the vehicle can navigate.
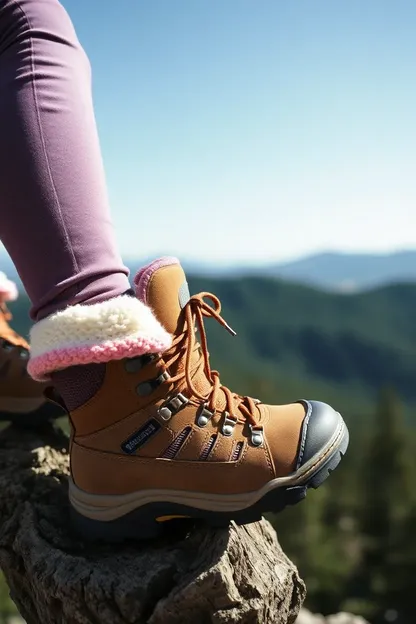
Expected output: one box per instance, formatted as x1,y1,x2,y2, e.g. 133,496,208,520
70,507,164,543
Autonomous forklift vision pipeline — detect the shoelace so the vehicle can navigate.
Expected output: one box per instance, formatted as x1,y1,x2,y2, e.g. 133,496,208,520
0,303,29,349
161,293,260,428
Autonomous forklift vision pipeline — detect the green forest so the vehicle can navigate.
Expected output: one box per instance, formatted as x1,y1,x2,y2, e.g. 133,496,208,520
1,275,416,623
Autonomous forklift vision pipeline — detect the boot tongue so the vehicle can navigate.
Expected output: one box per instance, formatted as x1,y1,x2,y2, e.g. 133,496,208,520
134,257,226,408
134,257,190,334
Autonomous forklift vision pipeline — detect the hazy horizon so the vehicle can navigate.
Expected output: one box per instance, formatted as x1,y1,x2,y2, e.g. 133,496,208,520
15,0,412,266
1,244,416,273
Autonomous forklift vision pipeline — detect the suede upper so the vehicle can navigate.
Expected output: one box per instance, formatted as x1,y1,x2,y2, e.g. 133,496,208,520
68,258,308,498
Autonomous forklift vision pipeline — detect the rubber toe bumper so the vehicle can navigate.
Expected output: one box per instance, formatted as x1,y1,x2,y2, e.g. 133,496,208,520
296,400,343,469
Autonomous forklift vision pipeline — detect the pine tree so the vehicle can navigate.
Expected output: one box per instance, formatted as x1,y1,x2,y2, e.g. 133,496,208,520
385,504,416,623
357,386,413,620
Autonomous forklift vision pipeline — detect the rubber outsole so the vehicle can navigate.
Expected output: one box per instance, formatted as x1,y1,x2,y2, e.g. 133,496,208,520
70,424,349,543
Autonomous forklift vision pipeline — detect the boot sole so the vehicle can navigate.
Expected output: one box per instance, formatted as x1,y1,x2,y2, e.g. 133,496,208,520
70,417,349,542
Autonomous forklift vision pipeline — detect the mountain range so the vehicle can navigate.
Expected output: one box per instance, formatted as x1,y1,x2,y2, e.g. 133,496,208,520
261,250,416,291
1,249,415,292
8,272,416,424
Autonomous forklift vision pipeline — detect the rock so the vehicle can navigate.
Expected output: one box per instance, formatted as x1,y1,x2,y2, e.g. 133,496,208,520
0,423,306,623
296,609,369,624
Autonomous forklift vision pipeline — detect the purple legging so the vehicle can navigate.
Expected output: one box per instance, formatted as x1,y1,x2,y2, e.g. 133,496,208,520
0,0,130,322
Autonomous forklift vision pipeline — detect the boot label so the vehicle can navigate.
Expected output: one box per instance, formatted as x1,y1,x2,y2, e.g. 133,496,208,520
121,418,161,454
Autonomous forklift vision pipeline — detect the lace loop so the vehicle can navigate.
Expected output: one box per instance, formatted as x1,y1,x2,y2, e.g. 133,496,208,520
162,293,259,427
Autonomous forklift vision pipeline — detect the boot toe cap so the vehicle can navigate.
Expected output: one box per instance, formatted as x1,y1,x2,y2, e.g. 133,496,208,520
296,400,343,469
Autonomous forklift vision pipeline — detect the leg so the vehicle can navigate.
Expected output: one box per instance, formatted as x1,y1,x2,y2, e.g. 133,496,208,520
0,0,130,322
0,0,171,417
0,1,347,543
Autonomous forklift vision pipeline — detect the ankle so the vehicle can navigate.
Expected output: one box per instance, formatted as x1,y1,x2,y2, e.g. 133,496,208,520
51,363,106,411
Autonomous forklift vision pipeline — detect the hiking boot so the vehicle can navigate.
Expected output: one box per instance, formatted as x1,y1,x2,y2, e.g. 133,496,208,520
28,257,349,541
0,273,64,425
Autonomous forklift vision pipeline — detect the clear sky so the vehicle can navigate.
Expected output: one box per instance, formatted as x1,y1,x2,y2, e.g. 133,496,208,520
62,0,416,265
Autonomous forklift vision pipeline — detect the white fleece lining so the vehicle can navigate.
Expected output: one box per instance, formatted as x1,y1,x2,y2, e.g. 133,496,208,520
29,295,171,358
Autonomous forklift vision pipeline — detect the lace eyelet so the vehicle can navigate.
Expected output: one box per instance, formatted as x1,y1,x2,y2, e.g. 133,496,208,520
196,404,214,428
125,354,155,373
136,371,170,397
249,424,264,447
1,340,14,352
222,412,238,436
157,392,189,421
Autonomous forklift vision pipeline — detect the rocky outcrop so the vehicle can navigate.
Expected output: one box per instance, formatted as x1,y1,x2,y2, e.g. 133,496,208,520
0,423,306,623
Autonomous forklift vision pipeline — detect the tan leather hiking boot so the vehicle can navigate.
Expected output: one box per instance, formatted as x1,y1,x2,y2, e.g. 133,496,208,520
0,277,63,425
29,257,349,541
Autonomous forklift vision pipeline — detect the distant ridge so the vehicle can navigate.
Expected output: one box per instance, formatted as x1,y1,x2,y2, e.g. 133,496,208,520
124,250,416,291
262,250,416,291
1,249,415,292
8,273,416,421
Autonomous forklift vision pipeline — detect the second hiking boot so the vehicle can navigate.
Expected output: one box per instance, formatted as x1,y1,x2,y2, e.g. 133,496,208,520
31,257,349,541
0,273,64,425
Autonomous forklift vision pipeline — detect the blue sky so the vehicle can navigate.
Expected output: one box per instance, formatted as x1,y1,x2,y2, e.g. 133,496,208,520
63,0,416,265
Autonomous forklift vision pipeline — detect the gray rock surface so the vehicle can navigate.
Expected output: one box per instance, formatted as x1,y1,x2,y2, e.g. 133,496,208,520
0,423,306,623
